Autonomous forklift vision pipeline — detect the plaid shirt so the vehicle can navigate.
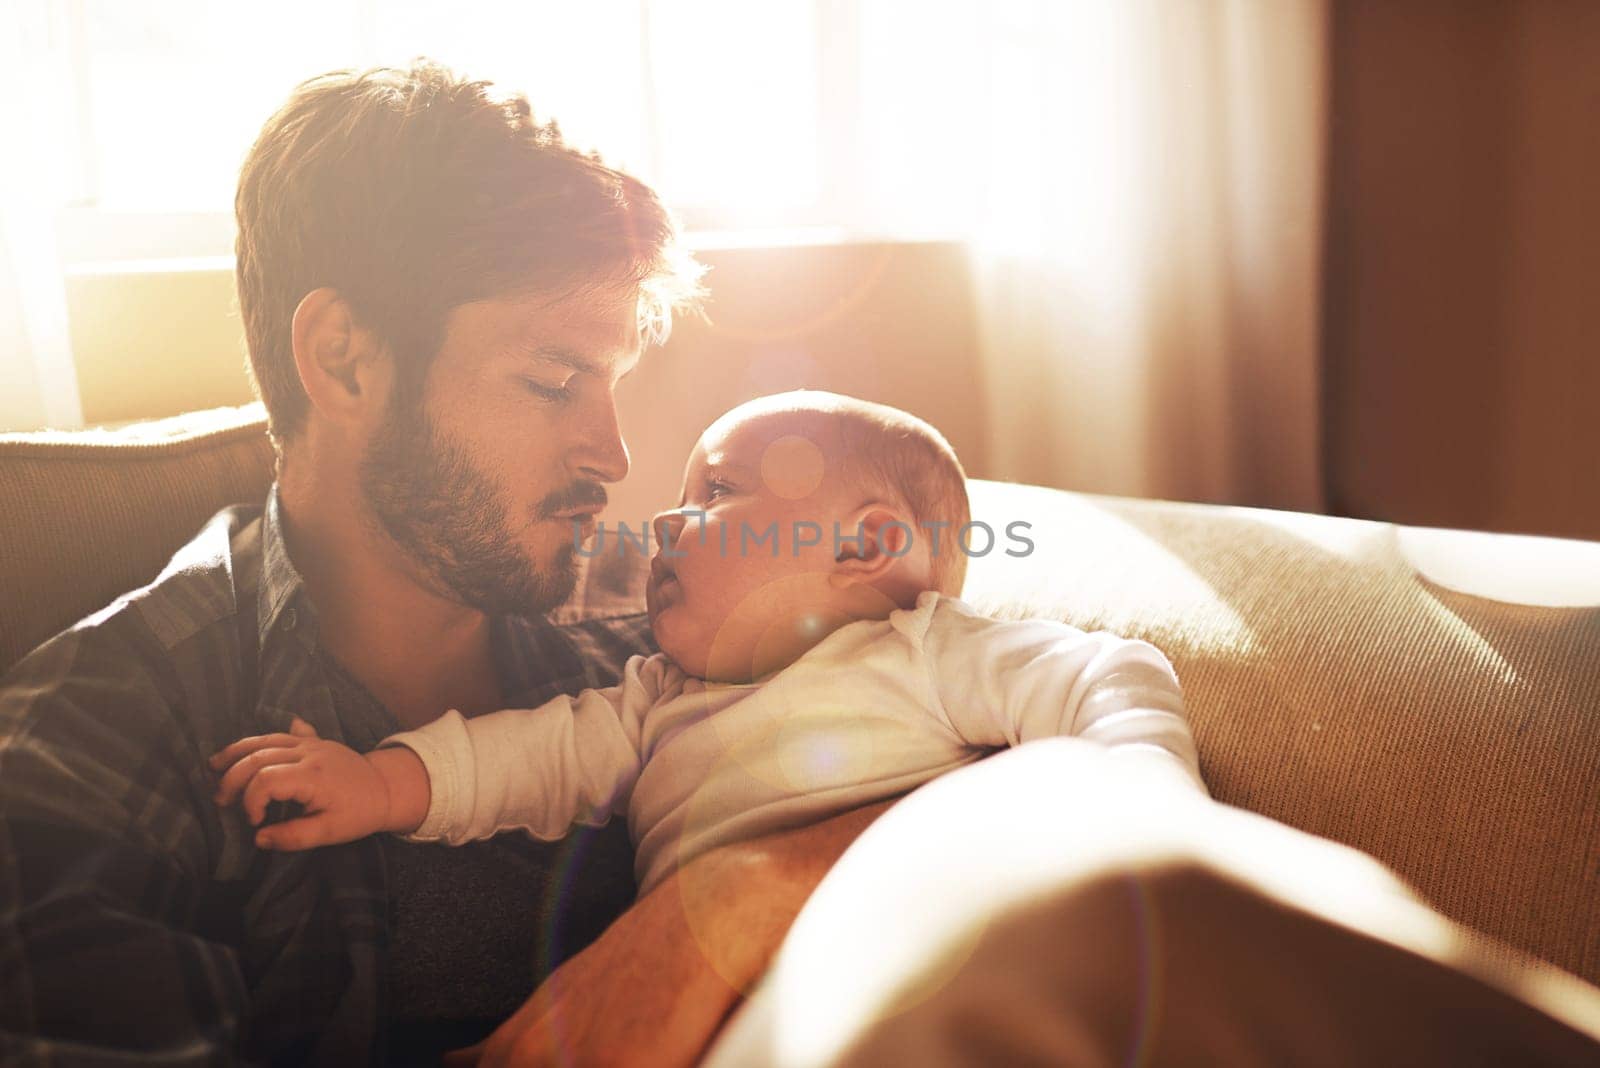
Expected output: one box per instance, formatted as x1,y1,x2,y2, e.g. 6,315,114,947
0,489,654,1065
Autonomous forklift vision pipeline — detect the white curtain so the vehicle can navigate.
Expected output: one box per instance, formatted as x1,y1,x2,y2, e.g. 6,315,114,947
0,1,82,432
854,0,1327,510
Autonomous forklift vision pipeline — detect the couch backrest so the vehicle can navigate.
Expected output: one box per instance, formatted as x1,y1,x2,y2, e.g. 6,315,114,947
0,405,276,674
963,480,1600,988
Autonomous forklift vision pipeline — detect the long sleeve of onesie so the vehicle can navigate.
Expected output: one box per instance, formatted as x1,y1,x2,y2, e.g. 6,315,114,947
920,598,1206,793
381,652,675,844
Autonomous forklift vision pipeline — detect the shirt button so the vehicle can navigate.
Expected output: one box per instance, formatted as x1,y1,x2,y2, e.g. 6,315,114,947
283,608,298,632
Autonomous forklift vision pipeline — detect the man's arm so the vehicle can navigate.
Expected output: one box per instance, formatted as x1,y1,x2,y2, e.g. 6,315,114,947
451,797,894,1068
0,626,251,1064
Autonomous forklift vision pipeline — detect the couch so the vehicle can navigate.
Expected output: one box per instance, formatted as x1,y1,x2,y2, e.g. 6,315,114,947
3,404,1597,1011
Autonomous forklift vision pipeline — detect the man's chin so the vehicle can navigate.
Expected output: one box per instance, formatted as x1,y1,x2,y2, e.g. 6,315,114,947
449,549,579,620
546,555,581,608
519,544,581,615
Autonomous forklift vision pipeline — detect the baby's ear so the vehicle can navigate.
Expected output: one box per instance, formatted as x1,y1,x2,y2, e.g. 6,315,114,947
835,506,915,579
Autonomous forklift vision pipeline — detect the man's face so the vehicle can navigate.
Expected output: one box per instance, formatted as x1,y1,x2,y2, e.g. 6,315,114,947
361,287,640,618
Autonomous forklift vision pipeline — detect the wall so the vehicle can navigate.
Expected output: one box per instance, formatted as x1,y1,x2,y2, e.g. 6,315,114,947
64,258,253,425
610,239,987,525
1323,0,1600,541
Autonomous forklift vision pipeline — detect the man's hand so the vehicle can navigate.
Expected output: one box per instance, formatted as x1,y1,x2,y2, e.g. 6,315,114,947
442,878,739,1068
209,716,429,848
446,799,896,1068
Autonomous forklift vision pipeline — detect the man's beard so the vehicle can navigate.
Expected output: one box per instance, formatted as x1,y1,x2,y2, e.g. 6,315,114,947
359,396,578,618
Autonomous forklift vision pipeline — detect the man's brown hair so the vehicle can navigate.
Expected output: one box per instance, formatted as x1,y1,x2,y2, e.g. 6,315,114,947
235,60,703,448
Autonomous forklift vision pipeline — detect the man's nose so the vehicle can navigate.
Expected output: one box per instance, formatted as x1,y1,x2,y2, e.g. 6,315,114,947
571,390,630,484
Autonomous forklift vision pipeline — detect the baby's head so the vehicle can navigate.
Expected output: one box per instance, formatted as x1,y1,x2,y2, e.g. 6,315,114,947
647,391,969,683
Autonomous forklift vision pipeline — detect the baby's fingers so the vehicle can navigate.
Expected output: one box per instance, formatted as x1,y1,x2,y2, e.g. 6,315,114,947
210,733,305,772
214,747,302,806
256,814,340,852
242,764,318,826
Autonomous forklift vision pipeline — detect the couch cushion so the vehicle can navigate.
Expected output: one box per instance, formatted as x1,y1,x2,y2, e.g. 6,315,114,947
962,479,1600,987
4,413,1595,989
0,404,277,673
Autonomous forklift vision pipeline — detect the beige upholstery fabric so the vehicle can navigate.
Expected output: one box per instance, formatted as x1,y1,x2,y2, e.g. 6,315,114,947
962,480,1600,987
0,405,276,673
706,742,1600,1067
1,407,1595,991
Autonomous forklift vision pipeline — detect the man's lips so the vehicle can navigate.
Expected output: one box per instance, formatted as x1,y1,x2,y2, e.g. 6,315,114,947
551,510,600,541
541,482,608,522
547,508,601,546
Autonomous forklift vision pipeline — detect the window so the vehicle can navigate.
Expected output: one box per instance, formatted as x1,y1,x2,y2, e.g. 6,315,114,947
46,0,855,263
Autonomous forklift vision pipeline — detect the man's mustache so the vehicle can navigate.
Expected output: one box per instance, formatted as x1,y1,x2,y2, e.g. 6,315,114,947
536,482,609,518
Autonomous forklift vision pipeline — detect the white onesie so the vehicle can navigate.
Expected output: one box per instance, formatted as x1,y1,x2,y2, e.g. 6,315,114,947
384,591,1205,894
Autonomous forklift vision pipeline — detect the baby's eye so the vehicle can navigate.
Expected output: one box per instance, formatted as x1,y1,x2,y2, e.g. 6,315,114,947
704,479,733,501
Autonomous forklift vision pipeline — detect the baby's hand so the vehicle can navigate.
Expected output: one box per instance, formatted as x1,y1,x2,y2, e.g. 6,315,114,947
210,718,424,850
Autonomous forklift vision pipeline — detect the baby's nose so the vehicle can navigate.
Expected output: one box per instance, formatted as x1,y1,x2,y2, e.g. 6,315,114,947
652,509,687,551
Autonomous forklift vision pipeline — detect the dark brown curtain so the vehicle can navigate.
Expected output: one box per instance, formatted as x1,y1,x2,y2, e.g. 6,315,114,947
1322,0,1600,541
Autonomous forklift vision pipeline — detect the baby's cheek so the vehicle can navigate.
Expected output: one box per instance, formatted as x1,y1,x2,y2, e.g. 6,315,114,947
790,518,832,557
654,607,701,665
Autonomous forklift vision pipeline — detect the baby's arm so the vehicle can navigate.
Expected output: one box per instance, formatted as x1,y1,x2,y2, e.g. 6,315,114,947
210,654,673,850
209,716,431,849
385,652,671,844
924,602,1206,793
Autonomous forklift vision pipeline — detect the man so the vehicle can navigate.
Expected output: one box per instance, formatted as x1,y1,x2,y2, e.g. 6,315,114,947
10,59,1600,1068
0,62,885,1065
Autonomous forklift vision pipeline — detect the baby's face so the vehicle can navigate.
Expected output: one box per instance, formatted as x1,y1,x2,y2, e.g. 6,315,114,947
646,408,905,682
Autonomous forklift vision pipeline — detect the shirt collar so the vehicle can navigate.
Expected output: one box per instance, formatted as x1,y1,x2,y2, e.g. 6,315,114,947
256,483,315,651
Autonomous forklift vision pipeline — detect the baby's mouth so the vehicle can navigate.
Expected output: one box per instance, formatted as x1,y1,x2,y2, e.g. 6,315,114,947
649,557,681,598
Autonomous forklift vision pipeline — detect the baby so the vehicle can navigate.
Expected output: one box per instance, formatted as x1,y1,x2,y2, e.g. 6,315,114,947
213,391,1205,893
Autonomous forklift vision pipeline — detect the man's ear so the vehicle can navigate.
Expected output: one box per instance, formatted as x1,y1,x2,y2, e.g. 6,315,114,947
290,287,391,430
833,505,916,582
